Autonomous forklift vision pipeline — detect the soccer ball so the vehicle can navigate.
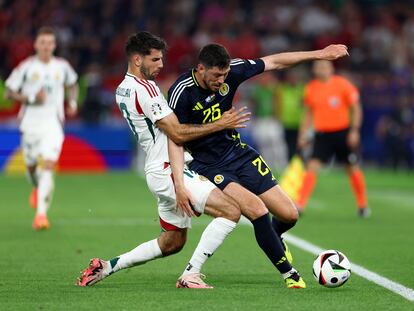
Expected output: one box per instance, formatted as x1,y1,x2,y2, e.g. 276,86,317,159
312,250,351,288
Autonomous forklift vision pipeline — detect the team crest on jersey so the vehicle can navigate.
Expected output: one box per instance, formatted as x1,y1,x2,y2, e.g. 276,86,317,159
151,103,163,116
31,72,40,82
219,83,229,96
205,94,216,103
214,174,224,184
55,72,61,81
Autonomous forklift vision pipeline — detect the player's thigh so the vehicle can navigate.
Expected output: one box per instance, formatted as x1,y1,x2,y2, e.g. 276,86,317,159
182,168,217,215
146,170,192,230
223,182,268,221
21,132,41,167
203,188,240,222
40,128,64,164
259,185,298,223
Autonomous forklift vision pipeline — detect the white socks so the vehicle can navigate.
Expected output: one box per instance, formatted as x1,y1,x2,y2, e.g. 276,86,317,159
37,169,54,215
106,217,236,276
182,217,236,276
110,239,162,273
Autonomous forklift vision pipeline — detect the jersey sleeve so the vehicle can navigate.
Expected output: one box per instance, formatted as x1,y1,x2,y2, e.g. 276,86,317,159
63,61,78,86
5,61,28,92
135,84,173,124
229,58,265,85
342,78,359,106
167,84,192,123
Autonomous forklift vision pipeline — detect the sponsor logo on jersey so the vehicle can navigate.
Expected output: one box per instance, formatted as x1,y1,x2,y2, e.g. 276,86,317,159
205,94,215,103
214,174,224,184
219,83,229,96
116,87,131,97
192,102,204,111
151,103,163,116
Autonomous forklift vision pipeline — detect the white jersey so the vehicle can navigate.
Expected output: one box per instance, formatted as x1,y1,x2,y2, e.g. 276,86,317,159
5,56,78,134
115,73,173,174
116,73,213,229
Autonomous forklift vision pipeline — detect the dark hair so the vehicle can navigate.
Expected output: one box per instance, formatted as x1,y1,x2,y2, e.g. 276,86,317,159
36,26,56,38
125,31,167,57
198,44,230,69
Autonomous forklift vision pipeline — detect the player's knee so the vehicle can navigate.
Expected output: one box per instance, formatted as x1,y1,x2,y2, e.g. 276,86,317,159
162,239,185,256
243,200,268,221
222,200,241,223
287,208,299,223
159,232,186,256
43,160,56,171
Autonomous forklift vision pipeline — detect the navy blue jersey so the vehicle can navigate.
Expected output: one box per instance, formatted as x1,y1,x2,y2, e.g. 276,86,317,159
168,58,265,165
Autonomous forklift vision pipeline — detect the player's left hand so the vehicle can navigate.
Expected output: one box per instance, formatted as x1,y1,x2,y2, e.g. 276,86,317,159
347,129,360,149
319,44,349,60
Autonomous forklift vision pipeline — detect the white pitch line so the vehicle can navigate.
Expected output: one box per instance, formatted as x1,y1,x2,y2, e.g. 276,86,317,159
238,217,414,302
284,233,414,302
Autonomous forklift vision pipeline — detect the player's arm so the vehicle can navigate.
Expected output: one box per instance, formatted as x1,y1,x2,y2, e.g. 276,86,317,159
157,106,250,145
297,106,313,150
5,61,46,105
63,60,79,117
347,100,363,149
65,83,79,117
167,138,195,217
261,45,349,71
5,88,46,105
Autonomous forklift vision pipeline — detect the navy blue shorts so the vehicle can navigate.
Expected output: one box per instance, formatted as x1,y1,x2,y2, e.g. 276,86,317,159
189,144,278,195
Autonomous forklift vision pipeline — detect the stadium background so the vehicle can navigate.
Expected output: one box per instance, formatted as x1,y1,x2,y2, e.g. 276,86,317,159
1,0,414,173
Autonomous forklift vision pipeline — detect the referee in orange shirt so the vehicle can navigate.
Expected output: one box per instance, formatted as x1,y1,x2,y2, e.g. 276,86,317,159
297,60,370,217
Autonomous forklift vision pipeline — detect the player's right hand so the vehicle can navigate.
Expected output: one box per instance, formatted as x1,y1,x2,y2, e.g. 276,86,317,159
219,106,251,129
35,88,46,104
175,185,196,217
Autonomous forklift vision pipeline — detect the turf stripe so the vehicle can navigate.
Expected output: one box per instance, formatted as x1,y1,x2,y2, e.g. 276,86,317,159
284,233,414,302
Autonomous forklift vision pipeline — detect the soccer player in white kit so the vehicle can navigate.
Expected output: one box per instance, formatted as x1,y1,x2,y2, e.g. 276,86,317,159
5,27,78,230
77,32,250,288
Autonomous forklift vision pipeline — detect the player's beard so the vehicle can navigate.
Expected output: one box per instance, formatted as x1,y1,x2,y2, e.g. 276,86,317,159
140,65,156,80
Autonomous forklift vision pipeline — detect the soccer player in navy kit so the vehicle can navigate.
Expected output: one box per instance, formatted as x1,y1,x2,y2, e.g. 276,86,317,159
168,43,348,288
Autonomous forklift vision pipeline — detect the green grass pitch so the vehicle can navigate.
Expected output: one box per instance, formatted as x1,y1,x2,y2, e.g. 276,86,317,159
0,169,413,310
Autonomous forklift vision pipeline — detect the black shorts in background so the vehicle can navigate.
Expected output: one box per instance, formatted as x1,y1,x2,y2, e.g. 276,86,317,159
312,128,358,164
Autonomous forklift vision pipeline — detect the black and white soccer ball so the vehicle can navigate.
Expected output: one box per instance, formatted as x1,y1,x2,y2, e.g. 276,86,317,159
312,250,351,288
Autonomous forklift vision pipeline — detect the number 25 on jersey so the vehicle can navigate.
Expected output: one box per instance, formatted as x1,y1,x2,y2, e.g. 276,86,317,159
202,103,221,123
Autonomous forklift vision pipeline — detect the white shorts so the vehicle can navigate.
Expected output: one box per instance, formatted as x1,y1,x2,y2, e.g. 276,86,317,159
146,165,216,230
21,128,64,166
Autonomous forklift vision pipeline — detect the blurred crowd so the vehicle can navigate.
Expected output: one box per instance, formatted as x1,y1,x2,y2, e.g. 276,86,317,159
0,0,414,169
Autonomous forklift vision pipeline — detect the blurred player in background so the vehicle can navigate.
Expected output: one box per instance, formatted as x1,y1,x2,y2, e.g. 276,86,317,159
5,27,78,230
276,69,305,160
297,60,370,217
168,42,349,288
77,32,250,288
